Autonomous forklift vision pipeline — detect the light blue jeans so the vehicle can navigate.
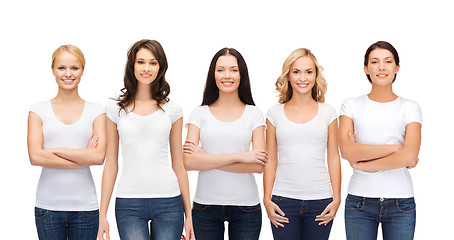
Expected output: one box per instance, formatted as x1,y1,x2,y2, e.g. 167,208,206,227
345,194,416,240
115,195,184,240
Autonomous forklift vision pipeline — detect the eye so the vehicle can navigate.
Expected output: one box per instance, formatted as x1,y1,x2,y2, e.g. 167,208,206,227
137,60,144,64
217,69,223,72
306,70,313,75
232,69,239,72
71,67,79,70
292,70,299,74
58,67,65,70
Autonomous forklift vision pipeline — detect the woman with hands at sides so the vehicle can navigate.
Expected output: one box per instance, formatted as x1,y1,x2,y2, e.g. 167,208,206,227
263,48,341,240
28,44,107,240
183,48,267,240
97,39,193,240
339,41,421,240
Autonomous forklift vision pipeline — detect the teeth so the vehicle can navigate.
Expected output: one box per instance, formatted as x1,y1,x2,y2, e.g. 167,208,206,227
222,82,233,86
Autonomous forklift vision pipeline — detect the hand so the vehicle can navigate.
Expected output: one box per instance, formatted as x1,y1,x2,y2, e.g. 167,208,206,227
183,140,205,155
97,218,110,240
87,135,99,149
183,216,194,240
264,198,288,228
239,150,268,165
315,199,340,226
407,157,419,169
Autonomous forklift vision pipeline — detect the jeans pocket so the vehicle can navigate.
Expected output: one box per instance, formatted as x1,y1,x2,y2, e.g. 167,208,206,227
34,207,49,220
82,209,100,218
396,198,416,213
345,195,365,211
319,197,333,206
239,204,261,213
271,195,283,204
192,202,209,211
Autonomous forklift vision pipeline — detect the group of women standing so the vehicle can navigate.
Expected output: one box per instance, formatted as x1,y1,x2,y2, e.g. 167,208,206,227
27,39,421,240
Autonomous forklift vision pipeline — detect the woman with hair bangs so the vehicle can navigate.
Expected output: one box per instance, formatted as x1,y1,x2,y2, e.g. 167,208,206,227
98,39,194,240
263,48,341,240
183,48,267,240
28,44,106,239
339,41,421,239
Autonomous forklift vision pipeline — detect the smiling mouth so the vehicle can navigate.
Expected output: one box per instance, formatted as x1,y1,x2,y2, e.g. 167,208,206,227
377,74,388,78
62,79,75,83
221,81,234,86
141,74,152,78
296,82,309,88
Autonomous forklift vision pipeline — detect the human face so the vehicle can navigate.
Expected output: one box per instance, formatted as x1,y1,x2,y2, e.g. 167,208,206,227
52,51,83,90
215,55,240,93
288,56,316,96
134,48,160,85
364,48,400,86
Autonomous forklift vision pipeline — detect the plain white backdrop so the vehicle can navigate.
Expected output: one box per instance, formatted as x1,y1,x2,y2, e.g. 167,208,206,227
1,0,452,239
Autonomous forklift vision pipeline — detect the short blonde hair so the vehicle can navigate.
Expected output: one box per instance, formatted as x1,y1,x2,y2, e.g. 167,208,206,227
51,44,85,69
275,48,327,103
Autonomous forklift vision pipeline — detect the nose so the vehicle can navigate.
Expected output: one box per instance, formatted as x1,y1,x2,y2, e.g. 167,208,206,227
378,61,385,70
144,63,150,72
65,68,72,77
225,70,231,78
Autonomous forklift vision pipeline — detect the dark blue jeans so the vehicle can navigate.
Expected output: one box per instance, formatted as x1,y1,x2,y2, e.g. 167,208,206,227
270,195,334,240
345,194,416,240
192,202,262,240
34,207,99,240
115,195,184,240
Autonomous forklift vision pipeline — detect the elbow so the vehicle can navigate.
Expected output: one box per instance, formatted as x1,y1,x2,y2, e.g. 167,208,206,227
253,164,265,174
183,154,194,171
29,153,42,166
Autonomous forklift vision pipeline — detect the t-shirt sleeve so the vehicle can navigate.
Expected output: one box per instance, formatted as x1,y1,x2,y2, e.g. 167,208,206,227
29,102,44,119
326,104,338,124
339,98,353,119
91,102,106,121
167,100,183,124
186,106,202,129
251,106,266,131
405,101,422,125
266,105,277,127
105,101,120,124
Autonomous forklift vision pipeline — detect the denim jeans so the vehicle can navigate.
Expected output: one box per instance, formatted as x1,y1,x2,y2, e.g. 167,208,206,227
192,202,262,240
115,195,184,240
270,195,334,240
345,194,416,240
34,207,99,240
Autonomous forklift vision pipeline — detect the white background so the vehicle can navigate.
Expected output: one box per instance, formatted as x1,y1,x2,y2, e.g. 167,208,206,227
1,0,452,239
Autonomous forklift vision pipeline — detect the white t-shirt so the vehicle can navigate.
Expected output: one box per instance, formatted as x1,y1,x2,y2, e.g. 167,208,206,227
340,94,422,198
267,103,337,200
186,105,265,206
30,101,104,211
106,99,182,198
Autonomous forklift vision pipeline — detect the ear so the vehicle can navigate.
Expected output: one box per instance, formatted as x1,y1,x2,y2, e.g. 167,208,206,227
395,65,400,74
364,65,370,75
51,66,56,77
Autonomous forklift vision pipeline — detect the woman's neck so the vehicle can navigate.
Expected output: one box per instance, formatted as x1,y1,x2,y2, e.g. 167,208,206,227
53,88,83,103
286,91,317,106
135,82,153,101
368,84,397,103
213,90,244,107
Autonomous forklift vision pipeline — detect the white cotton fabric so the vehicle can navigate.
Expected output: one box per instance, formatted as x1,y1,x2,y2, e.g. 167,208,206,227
267,103,337,200
186,105,265,206
340,94,422,198
30,101,104,211
106,99,182,198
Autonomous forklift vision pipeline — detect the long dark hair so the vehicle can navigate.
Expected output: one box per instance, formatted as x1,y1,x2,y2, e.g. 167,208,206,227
116,39,170,112
364,41,400,83
201,48,255,106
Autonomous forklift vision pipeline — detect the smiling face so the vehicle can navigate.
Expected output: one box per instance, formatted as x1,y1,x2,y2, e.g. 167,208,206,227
134,48,160,85
364,48,400,86
288,56,316,96
214,55,240,93
52,51,84,91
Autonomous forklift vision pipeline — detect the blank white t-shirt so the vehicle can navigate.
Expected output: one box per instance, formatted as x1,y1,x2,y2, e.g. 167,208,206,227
30,101,104,211
340,95,422,198
186,105,265,206
106,99,182,198
267,103,337,200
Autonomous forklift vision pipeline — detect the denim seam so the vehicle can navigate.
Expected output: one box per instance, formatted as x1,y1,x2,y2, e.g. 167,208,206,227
396,199,416,213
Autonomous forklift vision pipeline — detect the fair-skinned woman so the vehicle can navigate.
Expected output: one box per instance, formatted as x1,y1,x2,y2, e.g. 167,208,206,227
263,48,341,240
97,39,193,240
183,48,267,240
339,41,422,240
28,45,107,239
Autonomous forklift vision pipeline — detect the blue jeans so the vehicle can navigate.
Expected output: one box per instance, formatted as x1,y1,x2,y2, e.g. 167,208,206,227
192,202,262,240
345,194,416,240
115,195,184,240
34,207,99,240
270,195,334,240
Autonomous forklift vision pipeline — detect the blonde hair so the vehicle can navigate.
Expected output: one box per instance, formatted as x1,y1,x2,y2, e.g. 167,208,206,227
275,48,327,103
51,44,85,69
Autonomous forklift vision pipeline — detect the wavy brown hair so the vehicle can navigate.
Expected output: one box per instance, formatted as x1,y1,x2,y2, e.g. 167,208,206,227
116,39,170,112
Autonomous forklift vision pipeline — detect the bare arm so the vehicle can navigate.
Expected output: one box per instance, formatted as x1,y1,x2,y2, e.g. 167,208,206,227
183,124,267,172
352,122,421,172
169,118,194,240
338,115,401,163
47,114,107,166
97,118,119,240
27,112,83,169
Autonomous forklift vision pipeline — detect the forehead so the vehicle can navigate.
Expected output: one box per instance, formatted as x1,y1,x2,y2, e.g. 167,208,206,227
216,55,238,67
136,48,156,59
291,56,315,69
54,51,81,65
369,48,394,59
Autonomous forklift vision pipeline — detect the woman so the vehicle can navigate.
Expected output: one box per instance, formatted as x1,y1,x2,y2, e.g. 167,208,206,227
28,44,107,239
183,48,267,240
263,48,341,239
97,39,193,240
339,41,422,240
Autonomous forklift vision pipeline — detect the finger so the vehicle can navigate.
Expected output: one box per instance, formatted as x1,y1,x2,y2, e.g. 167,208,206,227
272,220,285,228
275,205,285,217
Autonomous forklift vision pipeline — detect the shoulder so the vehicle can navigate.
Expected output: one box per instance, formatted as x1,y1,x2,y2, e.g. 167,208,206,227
319,102,336,112
246,105,264,115
29,101,50,117
267,104,282,114
398,97,421,109
85,101,105,112
163,98,182,112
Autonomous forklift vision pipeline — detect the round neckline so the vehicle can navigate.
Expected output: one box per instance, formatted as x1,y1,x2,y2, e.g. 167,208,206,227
127,101,167,117
366,94,400,104
49,100,86,126
207,105,247,123
282,102,320,125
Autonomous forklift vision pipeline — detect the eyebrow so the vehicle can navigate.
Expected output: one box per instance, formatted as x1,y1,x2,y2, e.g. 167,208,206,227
136,58,157,61
292,67,314,71
370,57,393,60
